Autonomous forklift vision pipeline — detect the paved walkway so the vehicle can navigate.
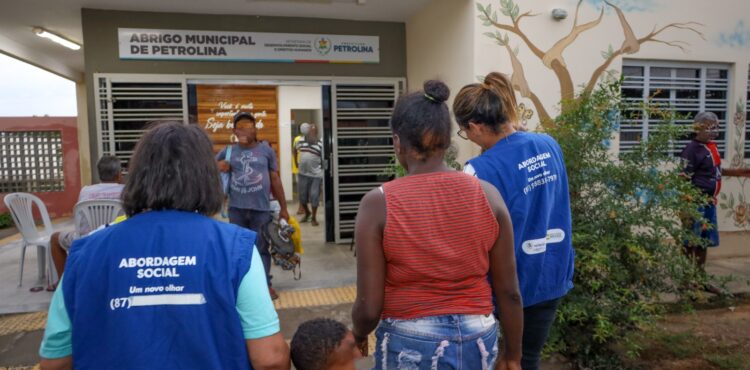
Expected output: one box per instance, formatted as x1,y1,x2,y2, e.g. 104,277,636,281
0,212,748,368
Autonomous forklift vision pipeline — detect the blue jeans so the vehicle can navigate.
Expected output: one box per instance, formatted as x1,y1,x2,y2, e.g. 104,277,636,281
228,207,272,286
374,314,498,370
521,298,561,370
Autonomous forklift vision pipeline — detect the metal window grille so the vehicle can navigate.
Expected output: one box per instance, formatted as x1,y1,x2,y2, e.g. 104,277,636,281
620,61,730,156
0,130,64,193
331,81,401,243
97,78,184,170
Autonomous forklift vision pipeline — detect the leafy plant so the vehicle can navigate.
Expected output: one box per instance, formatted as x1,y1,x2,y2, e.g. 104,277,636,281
0,212,13,229
544,79,712,368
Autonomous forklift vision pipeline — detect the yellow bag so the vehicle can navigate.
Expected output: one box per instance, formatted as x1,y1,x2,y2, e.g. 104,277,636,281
287,216,304,254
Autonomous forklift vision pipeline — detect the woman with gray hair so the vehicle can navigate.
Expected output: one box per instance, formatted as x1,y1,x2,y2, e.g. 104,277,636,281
680,111,750,293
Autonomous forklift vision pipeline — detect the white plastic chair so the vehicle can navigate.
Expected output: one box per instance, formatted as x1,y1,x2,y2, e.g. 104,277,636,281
74,199,123,235
3,193,55,287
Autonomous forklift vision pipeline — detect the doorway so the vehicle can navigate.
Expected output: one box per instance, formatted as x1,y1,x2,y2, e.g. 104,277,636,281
94,74,403,244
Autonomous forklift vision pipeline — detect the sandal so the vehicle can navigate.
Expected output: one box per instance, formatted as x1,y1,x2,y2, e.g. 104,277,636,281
300,216,310,223
311,220,319,226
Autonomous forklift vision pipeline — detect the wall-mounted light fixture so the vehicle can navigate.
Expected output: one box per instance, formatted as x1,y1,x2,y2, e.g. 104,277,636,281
551,8,568,20
32,27,81,50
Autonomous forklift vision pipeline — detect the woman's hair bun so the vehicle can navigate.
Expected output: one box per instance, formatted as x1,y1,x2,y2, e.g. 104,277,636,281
423,80,450,103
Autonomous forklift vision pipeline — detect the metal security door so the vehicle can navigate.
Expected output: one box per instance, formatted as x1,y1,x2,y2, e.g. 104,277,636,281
331,79,404,243
95,75,186,173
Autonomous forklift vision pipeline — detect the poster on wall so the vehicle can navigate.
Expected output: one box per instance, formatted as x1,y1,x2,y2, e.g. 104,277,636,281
118,28,379,63
195,85,279,159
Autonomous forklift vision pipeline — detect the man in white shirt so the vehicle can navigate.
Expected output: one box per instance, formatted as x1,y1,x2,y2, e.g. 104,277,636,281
50,156,124,280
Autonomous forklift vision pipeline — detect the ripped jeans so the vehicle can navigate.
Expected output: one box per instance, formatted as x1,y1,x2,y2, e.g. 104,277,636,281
373,314,498,370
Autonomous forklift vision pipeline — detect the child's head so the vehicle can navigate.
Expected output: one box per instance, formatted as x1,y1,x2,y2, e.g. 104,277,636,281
291,318,362,370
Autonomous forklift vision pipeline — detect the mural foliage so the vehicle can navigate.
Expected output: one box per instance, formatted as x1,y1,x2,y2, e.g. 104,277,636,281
719,100,750,229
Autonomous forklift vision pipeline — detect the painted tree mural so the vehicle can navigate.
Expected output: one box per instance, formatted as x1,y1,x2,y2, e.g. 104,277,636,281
477,0,705,127
720,100,750,229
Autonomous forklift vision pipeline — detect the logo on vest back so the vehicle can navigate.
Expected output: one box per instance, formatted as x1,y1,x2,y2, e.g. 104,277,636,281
522,229,565,255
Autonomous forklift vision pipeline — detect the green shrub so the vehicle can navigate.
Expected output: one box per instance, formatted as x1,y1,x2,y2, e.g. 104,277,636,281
0,212,13,229
544,80,710,369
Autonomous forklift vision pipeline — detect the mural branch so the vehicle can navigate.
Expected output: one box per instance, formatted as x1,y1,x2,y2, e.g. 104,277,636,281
478,0,704,128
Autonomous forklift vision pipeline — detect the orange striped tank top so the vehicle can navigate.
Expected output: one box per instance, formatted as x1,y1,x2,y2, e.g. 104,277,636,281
381,171,499,319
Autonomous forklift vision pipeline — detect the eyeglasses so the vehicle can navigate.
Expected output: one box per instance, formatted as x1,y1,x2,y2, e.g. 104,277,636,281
457,128,469,140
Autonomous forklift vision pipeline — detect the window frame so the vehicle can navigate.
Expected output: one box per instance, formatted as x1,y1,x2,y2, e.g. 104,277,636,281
620,59,732,158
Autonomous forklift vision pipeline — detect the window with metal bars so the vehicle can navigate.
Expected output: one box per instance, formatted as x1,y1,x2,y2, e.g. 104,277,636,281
620,61,730,157
97,79,184,170
0,130,64,193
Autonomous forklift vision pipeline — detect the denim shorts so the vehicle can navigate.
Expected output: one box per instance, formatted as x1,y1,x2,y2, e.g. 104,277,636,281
373,314,498,370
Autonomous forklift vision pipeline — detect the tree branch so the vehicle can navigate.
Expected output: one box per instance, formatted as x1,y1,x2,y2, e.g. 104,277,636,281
501,42,552,128
542,0,605,68
648,39,689,52
481,5,575,103
481,8,545,59
649,22,706,40
514,11,538,26
583,15,705,95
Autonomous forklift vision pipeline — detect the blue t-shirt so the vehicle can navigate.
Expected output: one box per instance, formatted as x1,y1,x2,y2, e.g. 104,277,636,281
466,131,575,307
217,143,278,211
39,211,280,369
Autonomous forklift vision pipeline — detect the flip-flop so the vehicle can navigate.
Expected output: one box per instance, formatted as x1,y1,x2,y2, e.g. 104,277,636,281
300,216,310,223
29,286,44,292
311,220,319,226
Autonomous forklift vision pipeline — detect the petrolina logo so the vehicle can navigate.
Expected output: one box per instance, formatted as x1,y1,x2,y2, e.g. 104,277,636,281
314,37,331,55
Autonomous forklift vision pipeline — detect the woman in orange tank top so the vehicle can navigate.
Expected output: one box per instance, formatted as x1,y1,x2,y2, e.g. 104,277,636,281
351,80,523,370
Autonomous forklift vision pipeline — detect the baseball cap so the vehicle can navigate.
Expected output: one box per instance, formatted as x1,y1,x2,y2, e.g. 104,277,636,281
233,111,255,124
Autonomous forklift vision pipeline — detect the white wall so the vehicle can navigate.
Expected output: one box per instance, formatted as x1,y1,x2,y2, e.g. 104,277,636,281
407,0,478,165
76,81,91,185
470,0,750,231
277,85,322,200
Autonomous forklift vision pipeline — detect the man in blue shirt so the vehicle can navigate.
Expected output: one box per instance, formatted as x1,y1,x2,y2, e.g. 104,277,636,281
218,112,289,300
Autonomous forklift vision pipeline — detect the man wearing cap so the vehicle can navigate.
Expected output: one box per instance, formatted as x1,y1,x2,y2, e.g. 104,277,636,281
217,112,289,300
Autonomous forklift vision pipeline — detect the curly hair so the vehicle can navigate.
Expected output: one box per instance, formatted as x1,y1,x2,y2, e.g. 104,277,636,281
290,318,348,370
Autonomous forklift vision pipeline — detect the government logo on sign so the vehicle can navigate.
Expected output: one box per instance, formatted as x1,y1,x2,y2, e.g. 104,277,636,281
314,37,331,55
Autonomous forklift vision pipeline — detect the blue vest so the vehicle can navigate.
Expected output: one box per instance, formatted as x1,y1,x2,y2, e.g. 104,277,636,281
63,210,255,370
468,132,575,307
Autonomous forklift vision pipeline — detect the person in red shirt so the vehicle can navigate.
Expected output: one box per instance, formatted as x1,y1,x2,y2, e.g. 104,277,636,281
351,80,523,370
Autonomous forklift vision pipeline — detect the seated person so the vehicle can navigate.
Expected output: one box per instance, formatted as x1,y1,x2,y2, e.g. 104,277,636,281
290,318,362,370
50,155,124,279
